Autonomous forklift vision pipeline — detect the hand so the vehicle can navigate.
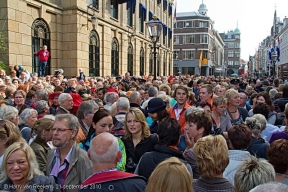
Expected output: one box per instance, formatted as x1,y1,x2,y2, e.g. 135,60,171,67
184,130,195,149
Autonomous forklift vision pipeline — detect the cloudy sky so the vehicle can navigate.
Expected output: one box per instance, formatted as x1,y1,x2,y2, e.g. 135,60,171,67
176,0,287,60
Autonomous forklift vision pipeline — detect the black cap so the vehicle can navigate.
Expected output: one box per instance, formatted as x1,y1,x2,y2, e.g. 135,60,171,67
131,77,136,81
116,76,122,81
230,79,240,85
239,83,247,90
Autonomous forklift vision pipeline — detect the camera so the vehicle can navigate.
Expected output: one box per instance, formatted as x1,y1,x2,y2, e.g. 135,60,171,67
54,69,64,76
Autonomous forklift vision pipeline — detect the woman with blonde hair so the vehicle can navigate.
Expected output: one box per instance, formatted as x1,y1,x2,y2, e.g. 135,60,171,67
145,157,194,192
0,142,57,191
122,108,158,172
193,135,235,191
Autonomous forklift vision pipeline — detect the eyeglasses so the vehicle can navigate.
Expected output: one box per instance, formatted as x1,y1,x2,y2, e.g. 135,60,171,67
0,120,9,137
51,128,72,133
15,96,23,99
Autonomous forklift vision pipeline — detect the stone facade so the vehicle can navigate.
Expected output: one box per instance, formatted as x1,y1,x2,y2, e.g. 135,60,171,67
0,0,174,77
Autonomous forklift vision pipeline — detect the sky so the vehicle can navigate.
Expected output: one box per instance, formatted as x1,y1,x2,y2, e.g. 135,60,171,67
176,0,287,60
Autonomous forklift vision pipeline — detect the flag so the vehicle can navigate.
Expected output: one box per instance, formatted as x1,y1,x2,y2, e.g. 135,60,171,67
173,1,177,28
268,42,274,64
199,50,203,69
276,37,280,62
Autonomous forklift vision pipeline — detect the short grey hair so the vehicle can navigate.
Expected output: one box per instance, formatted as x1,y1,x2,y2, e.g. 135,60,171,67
116,97,130,111
36,89,49,101
89,133,119,163
148,86,158,97
269,89,278,100
19,108,38,125
185,107,204,120
234,156,275,192
55,114,79,131
35,100,49,114
252,114,267,130
250,182,288,192
0,105,18,121
104,92,118,103
129,91,140,103
77,100,99,119
58,93,71,105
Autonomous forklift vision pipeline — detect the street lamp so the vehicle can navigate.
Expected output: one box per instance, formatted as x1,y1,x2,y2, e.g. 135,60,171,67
272,52,277,77
147,15,163,80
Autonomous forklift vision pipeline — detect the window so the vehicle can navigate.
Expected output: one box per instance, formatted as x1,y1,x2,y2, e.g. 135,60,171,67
110,0,118,19
228,51,234,57
163,0,167,11
183,50,194,60
235,52,240,57
173,50,179,60
111,38,119,76
234,61,240,65
139,4,146,32
228,43,234,48
184,35,195,44
228,60,233,65
89,30,100,76
184,21,194,28
235,43,240,48
200,34,208,44
127,44,133,75
163,25,167,45
163,53,166,76
174,35,179,44
90,0,99,9
157,55,160,76
235,35,240,39
127,1,133,26
157,0,161,4
140,48,145,76
199,21,208,27
203,51,208,59
176,21,181,28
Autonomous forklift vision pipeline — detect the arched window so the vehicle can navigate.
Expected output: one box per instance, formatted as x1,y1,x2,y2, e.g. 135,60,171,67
31,19,50,75
140,48,144,76
89,30,100,76
111,38,119,76
149,53,153,75
163,53,166,76
127,44,133,76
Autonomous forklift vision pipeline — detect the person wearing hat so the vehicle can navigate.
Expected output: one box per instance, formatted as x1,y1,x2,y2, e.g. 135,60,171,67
230,79,240,91
147,98,170,134
138,78,146,85
116,76,122,82
254,79,265,93
30,118,55,171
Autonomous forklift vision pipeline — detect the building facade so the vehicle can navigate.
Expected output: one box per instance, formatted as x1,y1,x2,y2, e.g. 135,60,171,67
219,28,241,76
276,17,288,78
173,3,224,76
0,0,174,77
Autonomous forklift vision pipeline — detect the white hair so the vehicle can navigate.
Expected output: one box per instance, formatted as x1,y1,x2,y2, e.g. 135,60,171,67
58,93,71,104
89,134,119,163
0,105,18,121
19,108,38,125
116,97,130,111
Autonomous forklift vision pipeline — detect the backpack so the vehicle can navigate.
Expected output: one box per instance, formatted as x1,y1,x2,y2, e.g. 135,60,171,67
111,118,126,139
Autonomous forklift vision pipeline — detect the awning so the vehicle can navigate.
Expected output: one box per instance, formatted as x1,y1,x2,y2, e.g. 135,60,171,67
139,4,147,21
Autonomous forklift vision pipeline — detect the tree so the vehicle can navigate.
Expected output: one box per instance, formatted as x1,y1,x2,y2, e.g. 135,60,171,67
0,31,7,71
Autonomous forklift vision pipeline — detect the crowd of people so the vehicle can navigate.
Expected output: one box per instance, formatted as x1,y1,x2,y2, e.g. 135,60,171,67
0,66,288,192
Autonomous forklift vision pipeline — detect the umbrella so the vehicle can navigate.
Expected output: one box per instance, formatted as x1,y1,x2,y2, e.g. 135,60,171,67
231,73,239,77
241,73,248,77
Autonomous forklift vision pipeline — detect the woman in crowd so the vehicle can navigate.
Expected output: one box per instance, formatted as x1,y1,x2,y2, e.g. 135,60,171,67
193,135,235,192
234,156,275,192
250,92,277,125
79,109,126,171
30,118,54,172
245,115,270,159
146,157,194,192
147,98,170,134
183,108,212,179
14,90,28,114
48,92,60,111
224,89,249,125
0,142,57,192
196,101,212,114
0,105,19,126
0,120,25,168
122,108,158,173
18,108,38,143
211,97,232,138
267,139,288,185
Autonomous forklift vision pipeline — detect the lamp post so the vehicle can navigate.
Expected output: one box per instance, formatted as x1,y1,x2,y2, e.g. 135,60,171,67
272,52,277,77
83,4,97,30
147,15,163,80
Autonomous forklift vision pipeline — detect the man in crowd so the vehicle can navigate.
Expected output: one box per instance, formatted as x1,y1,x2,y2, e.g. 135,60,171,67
56,93,74,115
34,45,50,77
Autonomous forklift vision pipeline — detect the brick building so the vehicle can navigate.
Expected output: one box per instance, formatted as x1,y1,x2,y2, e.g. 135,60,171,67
0,0,174,77
173,2,224,76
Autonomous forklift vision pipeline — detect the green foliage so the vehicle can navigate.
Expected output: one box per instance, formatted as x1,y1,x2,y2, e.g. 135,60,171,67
0,31,7,71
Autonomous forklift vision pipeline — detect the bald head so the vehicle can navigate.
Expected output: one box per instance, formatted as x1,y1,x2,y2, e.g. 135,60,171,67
89,132,119,164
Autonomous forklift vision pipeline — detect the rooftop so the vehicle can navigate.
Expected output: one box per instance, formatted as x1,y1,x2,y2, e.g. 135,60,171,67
176,12,209,18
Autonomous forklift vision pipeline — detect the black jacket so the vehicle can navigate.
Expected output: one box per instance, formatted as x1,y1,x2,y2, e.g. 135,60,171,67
248,136,269,159
122,135,158,172
137,144,190,179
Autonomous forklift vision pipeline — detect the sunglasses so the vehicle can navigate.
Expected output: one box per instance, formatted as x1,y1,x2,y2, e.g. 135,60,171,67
0,120,9,137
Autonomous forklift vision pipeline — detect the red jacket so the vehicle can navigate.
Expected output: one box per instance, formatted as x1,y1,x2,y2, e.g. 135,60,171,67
35,49,50,62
